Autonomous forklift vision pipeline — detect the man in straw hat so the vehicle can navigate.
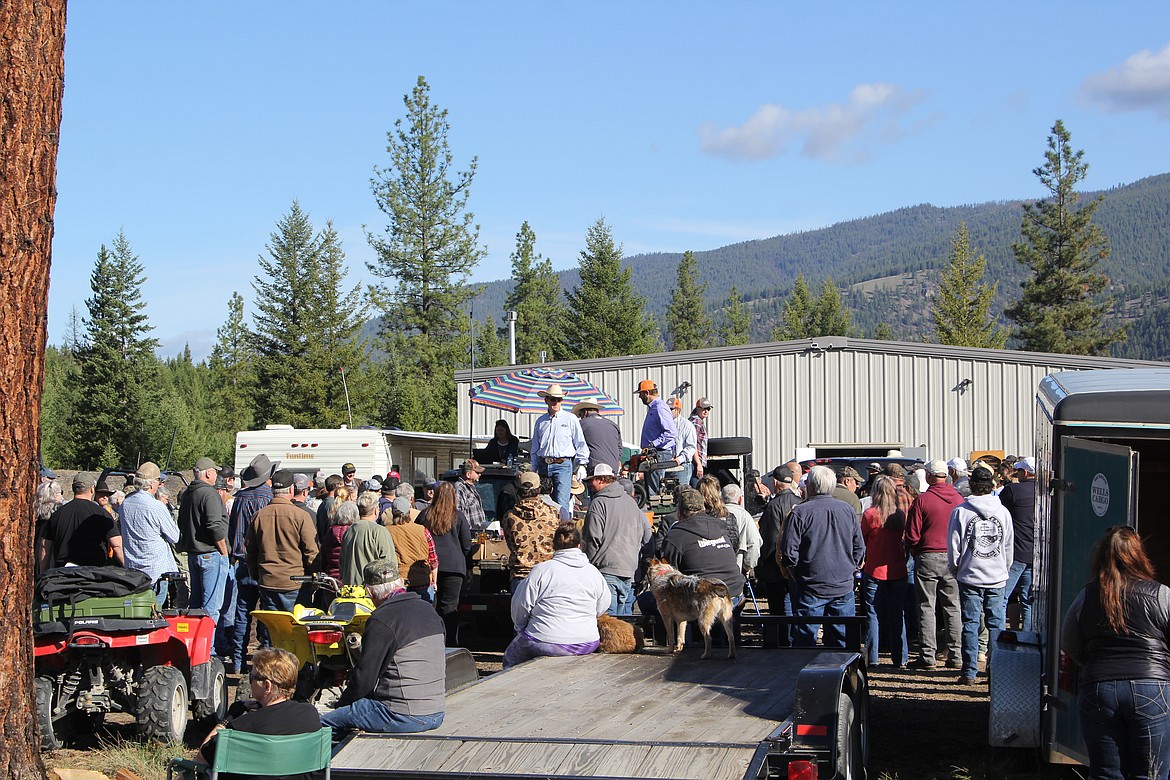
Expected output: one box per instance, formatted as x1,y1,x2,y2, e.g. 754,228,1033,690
221,453,280,674
573,396,622,481
529,382,589,516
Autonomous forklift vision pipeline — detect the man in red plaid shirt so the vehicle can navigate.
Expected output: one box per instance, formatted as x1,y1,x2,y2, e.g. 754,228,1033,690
688,398,714,486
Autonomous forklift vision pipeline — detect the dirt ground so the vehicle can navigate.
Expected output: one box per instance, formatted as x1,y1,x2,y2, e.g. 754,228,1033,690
46,652,1086,780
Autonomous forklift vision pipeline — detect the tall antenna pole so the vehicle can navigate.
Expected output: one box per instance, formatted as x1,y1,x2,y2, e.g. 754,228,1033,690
469,311,476,457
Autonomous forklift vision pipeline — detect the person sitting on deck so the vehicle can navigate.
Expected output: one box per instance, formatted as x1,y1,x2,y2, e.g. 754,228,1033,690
503,522,611,669
321,560,446,736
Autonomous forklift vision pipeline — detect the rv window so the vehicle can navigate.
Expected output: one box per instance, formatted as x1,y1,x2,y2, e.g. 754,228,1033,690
413,455,436,487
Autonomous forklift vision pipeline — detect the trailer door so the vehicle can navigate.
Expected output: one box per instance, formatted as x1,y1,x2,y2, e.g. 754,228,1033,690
1047,437,1137,765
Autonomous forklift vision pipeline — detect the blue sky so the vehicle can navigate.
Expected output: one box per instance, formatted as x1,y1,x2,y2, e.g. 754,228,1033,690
51,1,1170,359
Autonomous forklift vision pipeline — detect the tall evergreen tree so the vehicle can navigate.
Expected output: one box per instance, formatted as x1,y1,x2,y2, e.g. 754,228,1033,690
873,322,894,341
368,75,484,432
665,250,713,351
931,222,1008,349
564,217,659,360
503,221,566,364
772,274,815,340
472,314,507,371
718,285,750,346
72,231,161,467
209,291,257,448
1005,119,1125,355
251,202,370,428
810,278,853,337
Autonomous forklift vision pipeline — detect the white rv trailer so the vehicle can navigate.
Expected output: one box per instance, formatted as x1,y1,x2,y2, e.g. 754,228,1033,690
233,426,490,486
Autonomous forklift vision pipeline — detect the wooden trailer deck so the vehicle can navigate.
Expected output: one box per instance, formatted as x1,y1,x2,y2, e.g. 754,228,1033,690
332,648,829,780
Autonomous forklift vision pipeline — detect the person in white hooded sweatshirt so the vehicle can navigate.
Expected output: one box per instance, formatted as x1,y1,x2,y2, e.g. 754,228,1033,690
504,522,610,668
948,462,1014,685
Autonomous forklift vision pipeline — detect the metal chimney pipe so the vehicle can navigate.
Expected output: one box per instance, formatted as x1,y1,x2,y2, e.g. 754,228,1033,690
506,310,518,364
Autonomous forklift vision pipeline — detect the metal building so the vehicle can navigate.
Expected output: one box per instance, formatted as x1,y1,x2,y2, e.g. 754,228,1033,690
454,336,1168,472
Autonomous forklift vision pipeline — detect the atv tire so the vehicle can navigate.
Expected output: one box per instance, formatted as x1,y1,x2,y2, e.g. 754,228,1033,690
137,665,189,743
35,676,66,751
191,657,227,723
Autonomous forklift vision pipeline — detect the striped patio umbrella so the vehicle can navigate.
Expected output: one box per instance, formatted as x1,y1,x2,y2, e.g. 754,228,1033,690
470,367,624,415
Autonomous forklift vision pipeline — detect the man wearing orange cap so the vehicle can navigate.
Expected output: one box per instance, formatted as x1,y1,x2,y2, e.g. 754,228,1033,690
636,380,677,496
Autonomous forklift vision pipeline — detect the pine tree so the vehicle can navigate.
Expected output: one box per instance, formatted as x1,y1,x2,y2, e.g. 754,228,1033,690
718,285,750,346
873,323,894,340
931,222,1008,349
209,291,257,446
810,278,853,337
71,231,162,467
665,250,713,351
772,274,815,340
564,217,659,359
503,221,567,364
251,202,371,428
1005,119,1125,355
472,314,507,370
368,75,484,432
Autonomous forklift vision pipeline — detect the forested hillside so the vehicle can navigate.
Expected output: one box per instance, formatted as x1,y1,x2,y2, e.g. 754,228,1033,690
468,173,1170,360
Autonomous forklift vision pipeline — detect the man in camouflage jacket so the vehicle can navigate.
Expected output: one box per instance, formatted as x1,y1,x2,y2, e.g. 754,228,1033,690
501,470,562,592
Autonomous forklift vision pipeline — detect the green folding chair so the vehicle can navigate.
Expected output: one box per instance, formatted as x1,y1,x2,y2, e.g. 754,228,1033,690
167,726,332,780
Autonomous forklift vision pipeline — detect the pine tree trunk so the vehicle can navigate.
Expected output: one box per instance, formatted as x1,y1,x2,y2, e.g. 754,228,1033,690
0,0,66,776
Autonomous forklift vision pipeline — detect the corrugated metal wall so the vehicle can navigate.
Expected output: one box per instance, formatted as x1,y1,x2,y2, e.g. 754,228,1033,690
455,338,1168,473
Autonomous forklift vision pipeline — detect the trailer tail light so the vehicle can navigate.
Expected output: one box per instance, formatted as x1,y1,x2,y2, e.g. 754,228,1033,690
307,630,343,645
1058,650,1074,693
788,759,817,780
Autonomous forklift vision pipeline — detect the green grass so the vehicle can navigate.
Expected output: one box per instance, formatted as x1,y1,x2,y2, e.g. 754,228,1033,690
47,736,191,780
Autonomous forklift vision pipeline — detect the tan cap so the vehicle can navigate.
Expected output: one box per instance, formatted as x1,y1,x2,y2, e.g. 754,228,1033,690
136,462,162,481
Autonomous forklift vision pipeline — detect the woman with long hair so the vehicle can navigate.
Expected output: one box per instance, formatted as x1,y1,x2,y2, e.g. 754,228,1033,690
1063,526,1170,780
418,481,472,643
860,476,909,667
482,419,520,466
696,475,739,552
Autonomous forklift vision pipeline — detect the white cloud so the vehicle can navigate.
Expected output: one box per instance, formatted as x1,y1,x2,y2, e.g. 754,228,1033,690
698,83,928,163
1081,42,1170,118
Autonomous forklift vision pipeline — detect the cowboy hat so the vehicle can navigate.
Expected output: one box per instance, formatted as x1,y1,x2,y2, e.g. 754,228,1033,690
241,454,281,488
571,396,602,414
537,383,566,399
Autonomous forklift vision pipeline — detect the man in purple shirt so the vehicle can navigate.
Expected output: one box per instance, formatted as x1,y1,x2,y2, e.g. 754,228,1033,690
636,379,676,496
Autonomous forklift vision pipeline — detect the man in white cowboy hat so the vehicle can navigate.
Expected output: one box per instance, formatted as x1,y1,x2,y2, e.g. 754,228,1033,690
530,383,590,515
221,452,280,674
572,396,622,480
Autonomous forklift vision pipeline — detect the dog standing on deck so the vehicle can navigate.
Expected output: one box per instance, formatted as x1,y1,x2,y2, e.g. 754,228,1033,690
644,559,736,659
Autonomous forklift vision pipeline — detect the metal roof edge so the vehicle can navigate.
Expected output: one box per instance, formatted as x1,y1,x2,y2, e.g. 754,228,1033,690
456,338,1169,381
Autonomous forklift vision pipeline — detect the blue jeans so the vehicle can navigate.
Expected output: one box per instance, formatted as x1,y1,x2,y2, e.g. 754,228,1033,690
231,563,260,669
539,460,573,516
321,698,444,735
794,588,855,649
257,587,299,651
674,463,694,491
214,562,238,658
1005,562,1033,631
603,574,635,616
188,552,230,626
1080,679,1170,780
958,583,1005,679
153,579,169,608
862,574,908,666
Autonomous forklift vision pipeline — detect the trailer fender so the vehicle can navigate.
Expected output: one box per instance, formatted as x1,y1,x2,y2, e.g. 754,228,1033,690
791,652,868,765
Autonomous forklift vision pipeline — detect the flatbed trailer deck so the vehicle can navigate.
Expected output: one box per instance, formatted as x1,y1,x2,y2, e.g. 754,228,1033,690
332,645,867,780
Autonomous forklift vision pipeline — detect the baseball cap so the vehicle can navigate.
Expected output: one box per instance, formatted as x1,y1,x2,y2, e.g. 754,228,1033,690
587,463,616,479
772,465,794,484
136,462,162,481
883,463,905,479
271,469,294,490
837,466,861,481
695,397,713,410
391,496,412,517
635,379,657,393
72,472,97,492
517,471,541,490
194,456,218,472
866,462,882,473
213,474,230,491
460,458,485,474
946,457,968,473
667,397,683,410
341,462,356,475
292,473,311,492
924,459,949,477
1016,456,1037,475
363,559,399,586
970,462,996,481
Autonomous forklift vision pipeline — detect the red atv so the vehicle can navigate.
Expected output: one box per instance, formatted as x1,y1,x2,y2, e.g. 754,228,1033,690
33,567,227,748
